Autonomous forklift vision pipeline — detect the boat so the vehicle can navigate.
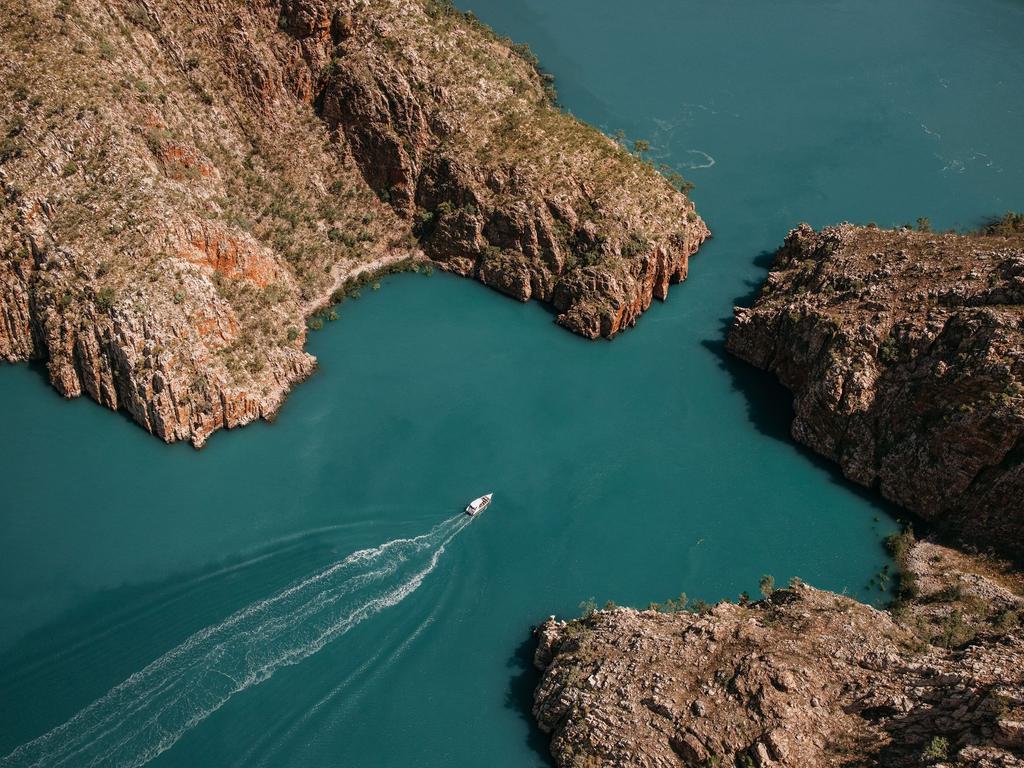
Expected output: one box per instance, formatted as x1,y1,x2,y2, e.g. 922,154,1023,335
465,493,493,516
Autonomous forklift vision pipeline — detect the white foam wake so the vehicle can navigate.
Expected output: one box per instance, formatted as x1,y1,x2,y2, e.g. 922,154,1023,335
1,515,471,768
681,149,716,169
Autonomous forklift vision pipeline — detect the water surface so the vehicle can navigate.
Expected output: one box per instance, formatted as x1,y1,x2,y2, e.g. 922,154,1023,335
2,0,1023,765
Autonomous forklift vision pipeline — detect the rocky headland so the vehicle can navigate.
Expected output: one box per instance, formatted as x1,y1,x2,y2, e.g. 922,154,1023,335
727,222,1023,560
0,0,707,446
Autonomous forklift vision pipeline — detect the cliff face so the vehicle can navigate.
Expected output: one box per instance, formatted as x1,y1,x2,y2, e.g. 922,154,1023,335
0,0,707,446
0,0,411,446
727,224,1023,559
533,542,1024,768
315,0,709,339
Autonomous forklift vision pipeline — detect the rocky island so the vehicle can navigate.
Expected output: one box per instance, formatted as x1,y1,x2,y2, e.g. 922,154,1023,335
532,222,1024,767
0,0,707,447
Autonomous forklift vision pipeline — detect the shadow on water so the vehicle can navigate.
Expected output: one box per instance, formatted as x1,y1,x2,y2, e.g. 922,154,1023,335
21,358,175,438
504,633,554,767
732,249,778,308
703,249,909,523
705,335,909,521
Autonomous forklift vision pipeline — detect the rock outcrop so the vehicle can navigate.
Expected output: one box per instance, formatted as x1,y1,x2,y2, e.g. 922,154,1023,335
727,223,1023,559
533,541,1024,768
310,0,709,338
0,0,707,446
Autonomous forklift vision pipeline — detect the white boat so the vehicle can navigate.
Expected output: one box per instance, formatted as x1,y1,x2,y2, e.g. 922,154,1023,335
465,493,493,516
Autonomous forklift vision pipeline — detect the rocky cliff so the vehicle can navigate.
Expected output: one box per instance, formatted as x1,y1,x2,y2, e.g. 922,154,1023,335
0,0,707,446
316,0,709,338
727,223,1023,560
533,539,1024,768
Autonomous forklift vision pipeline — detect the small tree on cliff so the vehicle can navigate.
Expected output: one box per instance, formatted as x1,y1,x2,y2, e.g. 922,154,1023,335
759,574,775,600
632,139,650,161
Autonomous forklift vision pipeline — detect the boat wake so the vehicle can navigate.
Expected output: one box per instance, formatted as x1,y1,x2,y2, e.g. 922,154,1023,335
1,514,472,768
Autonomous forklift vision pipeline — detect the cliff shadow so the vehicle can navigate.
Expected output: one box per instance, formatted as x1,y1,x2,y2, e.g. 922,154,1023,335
19,358,184,438
731,248,778,309
704,248,796,448
703,250,910,523
503,632,555,766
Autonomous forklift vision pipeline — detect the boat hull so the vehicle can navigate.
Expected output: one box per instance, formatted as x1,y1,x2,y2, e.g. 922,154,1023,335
465,494,493,516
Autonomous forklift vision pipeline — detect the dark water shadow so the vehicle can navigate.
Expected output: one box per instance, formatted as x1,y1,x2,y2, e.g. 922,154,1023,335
702,250,912,525
19,358,187,439
732,248,777,308
503,633,555,766
703,335,908,518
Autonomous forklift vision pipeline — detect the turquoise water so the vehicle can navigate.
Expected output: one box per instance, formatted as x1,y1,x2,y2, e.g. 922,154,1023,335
2,0,1022,765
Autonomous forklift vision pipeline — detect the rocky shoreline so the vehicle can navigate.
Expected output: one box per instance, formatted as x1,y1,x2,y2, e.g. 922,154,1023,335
0,0,707,446
532,539,1024,768
727,223,1023,560
531,222,1024,767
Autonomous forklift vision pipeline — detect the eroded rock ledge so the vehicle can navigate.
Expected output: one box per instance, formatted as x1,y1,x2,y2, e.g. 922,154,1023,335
0,0,707,446
727,223,1023,560
533,540,1024,768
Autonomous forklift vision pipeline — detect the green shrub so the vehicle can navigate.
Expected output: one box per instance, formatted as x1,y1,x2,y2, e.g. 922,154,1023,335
0,137,24,162
658,593,688,613
95,286,116,310
979,212,1024,236
621,233,649,259
690,599,712,615
885,526,915,564
922,735,949,762
878,338,898,364
578,597,597,618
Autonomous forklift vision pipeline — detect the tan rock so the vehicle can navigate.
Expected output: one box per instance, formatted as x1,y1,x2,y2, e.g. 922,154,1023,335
727,223,1024,559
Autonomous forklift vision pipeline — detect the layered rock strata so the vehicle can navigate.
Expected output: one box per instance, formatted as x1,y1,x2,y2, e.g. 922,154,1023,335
315,0,709,338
